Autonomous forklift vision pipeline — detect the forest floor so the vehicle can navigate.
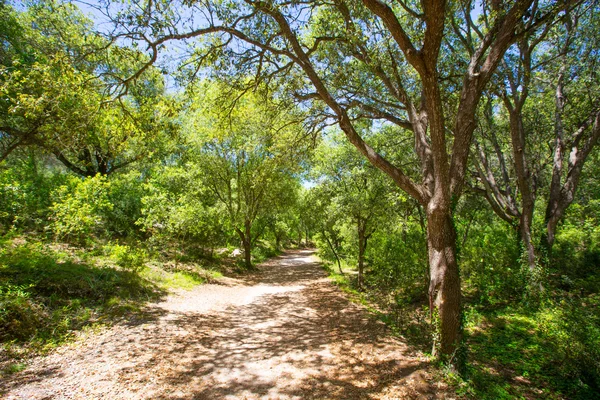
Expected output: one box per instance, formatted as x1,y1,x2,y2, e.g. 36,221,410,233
0,249,448,400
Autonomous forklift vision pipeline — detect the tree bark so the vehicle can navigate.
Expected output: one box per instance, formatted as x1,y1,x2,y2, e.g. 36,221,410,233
323,230,343,275
357,223,366,291
236,220,253,269
427,208,462,360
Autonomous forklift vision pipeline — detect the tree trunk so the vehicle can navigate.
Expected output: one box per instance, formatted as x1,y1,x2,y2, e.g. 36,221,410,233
357,243,365,291
427,209,462,362
357,222,366,291
240,220,252,269
323,230,343,275
519,208,537,272
243,240,252,269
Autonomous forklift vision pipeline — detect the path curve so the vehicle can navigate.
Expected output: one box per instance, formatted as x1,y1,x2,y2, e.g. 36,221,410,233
1,249,438,399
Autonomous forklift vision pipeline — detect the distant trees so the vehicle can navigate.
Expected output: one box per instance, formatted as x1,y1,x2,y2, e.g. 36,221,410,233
312,134,393,289
181,83,307,268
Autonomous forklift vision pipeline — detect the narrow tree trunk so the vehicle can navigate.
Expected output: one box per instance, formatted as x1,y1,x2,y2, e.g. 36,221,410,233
243,239,252,269
357,242,365,291
427,209,462,362
357,223,366,291
323,230,343,275
243,220,252,269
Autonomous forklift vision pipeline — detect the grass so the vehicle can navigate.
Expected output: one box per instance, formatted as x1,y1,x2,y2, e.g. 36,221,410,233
1,361,26,376
319,257,432,348
141,263,222,290
459,300,600,400
0,235,223,365
318,253,600,399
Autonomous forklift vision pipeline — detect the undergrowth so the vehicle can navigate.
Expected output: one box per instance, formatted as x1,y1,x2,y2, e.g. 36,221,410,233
0,235,224,374
318,255,600,399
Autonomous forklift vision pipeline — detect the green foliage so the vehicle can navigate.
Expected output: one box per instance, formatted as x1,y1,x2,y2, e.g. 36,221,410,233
366,221,428,298
138,164,222,242
458,201,525,304
0,237,161,348
103,243,147,272
250,241,281,264
0,154,67,231
463,298,600,399
0,283,43,341
49,174,113,243
103,171,146,237
552,201,600,293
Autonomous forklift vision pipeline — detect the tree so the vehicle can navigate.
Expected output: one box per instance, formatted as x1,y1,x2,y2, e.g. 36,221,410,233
185,82,306,269
313,134,392,289
309,187,346,275
0,1,175,176
103,0,571,363
471,2,600,275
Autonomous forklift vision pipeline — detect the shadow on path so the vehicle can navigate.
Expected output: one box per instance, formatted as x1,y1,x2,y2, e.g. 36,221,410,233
1,249,435,400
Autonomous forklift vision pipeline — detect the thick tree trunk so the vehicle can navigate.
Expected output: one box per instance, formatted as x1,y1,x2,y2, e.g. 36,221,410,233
427,209,462,361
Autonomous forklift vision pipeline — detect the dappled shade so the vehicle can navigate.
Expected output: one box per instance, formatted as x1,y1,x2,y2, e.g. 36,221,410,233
1,250,435,399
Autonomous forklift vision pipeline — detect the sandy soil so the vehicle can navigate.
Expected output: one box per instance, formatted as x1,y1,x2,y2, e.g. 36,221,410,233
0,249,446,399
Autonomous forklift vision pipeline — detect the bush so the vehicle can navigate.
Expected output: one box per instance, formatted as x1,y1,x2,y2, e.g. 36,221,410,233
105,172,146,238
366,224,428,298
552,204,600,293
103,243,147,272
50,174,113,244
0,157,67,232
460,217,524,304
538,296,600,396
0,284,46,341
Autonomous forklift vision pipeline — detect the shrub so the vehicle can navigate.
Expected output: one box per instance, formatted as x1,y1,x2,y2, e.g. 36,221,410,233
0,284,46,341
0,157,67,232
103,243,147,272
50,174,113,244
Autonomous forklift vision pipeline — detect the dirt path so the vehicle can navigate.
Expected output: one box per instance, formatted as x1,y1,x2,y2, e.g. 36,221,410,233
1,250,441,399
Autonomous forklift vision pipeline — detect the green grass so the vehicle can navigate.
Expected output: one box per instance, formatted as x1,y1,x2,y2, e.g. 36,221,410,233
1,361,27,376
458,300,600,399
0,239,163,352
141,264,222,290
318,253,600,399
0,236,222,360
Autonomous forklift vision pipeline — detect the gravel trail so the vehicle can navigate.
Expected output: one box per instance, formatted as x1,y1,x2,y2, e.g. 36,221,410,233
1,249,440,399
